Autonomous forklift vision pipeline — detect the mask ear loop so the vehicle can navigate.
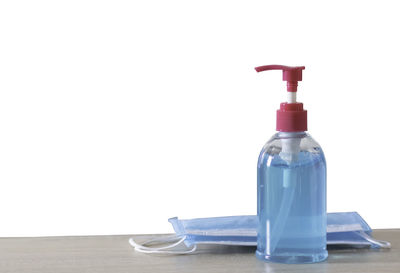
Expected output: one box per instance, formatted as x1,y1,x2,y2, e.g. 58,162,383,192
357,231,391,249
129,235,197,254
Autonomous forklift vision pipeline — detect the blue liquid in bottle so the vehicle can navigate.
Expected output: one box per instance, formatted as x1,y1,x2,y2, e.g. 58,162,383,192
256,132,327,264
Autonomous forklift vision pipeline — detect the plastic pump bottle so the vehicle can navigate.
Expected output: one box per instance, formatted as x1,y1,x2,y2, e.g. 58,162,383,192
255,65,327,264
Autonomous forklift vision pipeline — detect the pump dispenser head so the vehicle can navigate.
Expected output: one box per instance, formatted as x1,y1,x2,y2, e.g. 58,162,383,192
255,65,305,92
255,65,307,132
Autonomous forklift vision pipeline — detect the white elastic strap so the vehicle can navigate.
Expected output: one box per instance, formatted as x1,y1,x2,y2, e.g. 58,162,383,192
358,231,391,249
129,235,197,254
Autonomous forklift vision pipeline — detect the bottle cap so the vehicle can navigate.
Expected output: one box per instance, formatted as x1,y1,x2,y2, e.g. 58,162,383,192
255,65,307,132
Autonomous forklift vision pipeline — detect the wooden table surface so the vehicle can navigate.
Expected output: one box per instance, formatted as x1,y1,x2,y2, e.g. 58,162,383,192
0,229,399,273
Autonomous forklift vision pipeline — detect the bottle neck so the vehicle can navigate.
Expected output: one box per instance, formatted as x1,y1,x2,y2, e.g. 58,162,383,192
278,131,306,138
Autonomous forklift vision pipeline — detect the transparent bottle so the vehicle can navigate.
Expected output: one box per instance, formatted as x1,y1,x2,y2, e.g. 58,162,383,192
256,131,327,263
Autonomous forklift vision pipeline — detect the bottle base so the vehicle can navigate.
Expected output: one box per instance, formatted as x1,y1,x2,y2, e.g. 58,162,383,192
255,250,328,264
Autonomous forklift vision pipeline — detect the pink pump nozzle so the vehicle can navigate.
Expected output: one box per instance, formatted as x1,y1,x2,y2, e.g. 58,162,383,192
255,64,307,132
255,65,305,92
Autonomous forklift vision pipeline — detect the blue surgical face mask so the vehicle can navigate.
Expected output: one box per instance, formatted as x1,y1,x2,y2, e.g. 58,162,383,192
129,212,390,254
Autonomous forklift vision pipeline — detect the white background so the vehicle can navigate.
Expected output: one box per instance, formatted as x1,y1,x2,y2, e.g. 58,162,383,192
0,0,399,236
